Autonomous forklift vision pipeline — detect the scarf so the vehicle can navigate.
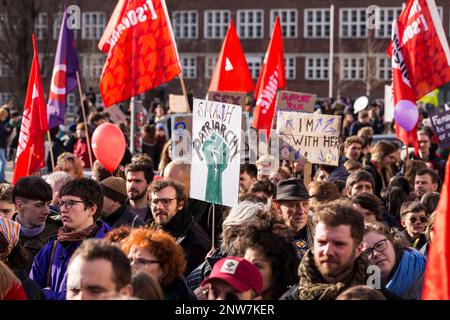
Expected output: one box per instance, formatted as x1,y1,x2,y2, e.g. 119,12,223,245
0,217,21,255
386,248,427,299
57,223,97,243
298,249,369,300
15,215,45,238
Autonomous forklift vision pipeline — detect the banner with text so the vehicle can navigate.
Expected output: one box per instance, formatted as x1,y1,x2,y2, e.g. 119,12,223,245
169,94,190,113
276,111,341,166
430,110,450,149
190,98,241,207
276,90,316,113
171,114,192,161
207,91,246,108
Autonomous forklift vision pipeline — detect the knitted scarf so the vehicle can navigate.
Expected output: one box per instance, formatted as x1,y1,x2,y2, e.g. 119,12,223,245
298,249,369,300
15,215,45,239
57,223,97,243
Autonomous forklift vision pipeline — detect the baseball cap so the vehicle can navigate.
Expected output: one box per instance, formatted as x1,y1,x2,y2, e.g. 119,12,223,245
201,257,263,294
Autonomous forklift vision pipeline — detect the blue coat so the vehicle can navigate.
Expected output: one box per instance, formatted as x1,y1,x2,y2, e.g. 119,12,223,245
29,221,111,300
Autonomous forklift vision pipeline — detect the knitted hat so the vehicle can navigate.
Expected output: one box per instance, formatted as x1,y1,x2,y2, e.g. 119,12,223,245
100,177,128,204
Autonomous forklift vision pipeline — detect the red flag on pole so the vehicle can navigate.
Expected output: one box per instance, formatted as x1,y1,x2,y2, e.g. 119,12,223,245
252,17,286,136
423,153,450,299
208,20,254,93
388,0,450,150
98,0,181,107
12,34,48,184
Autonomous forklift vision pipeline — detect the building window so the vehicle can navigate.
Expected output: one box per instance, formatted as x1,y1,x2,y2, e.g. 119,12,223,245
35,13,48,40
271,9,298,38
67,93,76,116
180,56,197,79
285,56,296,80
96,93,104,108
377,56,392,80
305,56,329,80
205,56,217,79
340,8,367,38
0,14,6,40
341,56,365,80
246,54,263,79
375,7,402,38
82,54,105,78
204,10,230,39
304,9,330,38
237,10,263,39
82,12,106,40
0,92,12,105
172,11,198,39
0,59,11,77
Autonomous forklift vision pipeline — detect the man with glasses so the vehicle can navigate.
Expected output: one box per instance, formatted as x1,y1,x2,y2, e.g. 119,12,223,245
396,202,428,249
30,178,111,300
12,176,61,271
147,179,210,274
273,178,313,260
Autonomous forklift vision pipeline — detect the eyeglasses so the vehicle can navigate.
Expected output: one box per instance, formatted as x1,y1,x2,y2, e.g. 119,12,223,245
150,198,177,206
409,216,428,224
129,257,160,268
57,200,85,209
362,239,388,258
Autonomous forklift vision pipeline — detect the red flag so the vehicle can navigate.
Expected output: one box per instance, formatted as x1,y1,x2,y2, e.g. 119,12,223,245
388,0,450,150
12,34,48,184
423,153,450,299
252,17,286,136
98,0,181,107
208,20,254,93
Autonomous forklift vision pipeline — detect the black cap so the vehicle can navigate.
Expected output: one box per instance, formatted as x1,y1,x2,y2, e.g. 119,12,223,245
276,178,310,201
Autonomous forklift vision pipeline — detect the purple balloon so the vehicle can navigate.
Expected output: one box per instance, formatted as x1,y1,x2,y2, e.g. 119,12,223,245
394,100,419,131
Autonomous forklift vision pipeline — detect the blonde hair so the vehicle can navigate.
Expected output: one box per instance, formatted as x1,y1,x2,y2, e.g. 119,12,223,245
0,260,21,299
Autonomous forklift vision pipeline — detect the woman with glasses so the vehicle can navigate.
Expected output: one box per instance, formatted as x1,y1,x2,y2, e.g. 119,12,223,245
362,221,427,299
121,228,195,300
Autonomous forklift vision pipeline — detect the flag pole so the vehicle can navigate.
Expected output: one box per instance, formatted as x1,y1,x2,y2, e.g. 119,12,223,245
328,4,335,98
179,74,191,111
211,203,215,251
75,71,94,168
46,131,55,171
130,96,136,154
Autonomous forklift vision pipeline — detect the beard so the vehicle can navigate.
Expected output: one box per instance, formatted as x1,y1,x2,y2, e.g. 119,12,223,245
315,251,357,281
128,189,147,201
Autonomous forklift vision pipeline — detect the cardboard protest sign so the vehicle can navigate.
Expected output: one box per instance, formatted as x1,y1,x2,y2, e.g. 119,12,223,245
384,85,394,123
171,114,192,161
430,110,450,149
105,104,127,124
169,94,190,113
276,90,316,113
190,98,241,207
207,91,246,108
277,111,341,166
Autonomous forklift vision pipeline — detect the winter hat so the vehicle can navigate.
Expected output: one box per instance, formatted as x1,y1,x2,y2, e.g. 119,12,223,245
0,217,21,255
100,177,128,204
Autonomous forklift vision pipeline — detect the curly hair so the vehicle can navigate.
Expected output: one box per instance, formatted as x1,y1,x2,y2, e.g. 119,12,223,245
105,225,131,245
121,228,185,286
236,216,299,300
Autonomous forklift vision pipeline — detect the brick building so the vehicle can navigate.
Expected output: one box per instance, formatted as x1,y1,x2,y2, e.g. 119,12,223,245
1,0,450,109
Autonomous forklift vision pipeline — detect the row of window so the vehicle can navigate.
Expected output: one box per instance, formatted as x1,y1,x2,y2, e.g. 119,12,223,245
173,7,444,40
0,54,391,82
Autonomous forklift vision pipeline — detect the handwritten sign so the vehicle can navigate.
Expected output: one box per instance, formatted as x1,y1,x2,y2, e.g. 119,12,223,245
430,110,450,149
171,114,192,161
169,94,190,114
207,91,246,108
190,98,241,207
276,111,342,166
276,90,316,113
105,104,127,124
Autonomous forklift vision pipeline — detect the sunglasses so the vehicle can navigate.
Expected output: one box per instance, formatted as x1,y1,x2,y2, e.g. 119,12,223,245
409,216,428,224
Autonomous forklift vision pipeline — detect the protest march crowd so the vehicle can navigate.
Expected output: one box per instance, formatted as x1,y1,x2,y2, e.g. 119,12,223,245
1,0,450,301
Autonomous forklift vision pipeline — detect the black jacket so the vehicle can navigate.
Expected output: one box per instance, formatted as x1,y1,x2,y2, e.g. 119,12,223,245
102,204,145,229
13,269,43,300
162,276,196,300
151,209,211,275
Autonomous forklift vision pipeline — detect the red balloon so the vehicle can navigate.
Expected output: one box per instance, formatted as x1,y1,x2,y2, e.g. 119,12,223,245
91,123,126,173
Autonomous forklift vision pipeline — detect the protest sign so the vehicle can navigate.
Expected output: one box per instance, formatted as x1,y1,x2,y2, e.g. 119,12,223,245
276,90,316,113
105,104,127,124
169,94,190,113
171,114,192,161
430,110,450,149
207,91,246,108
277,111,341,166
190,98,241,207
384,85,394,123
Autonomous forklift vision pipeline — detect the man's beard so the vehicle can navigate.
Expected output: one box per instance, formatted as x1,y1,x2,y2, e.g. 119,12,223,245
315,251,357,281
128,189,147,201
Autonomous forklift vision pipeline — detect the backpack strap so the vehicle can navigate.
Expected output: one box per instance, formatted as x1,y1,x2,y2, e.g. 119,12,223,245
46,240,58,288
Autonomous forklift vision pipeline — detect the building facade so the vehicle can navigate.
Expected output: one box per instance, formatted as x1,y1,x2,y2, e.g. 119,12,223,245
1,0,450,109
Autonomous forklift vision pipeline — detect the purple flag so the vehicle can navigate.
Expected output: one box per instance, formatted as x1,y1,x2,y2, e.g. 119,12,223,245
47,8,79,129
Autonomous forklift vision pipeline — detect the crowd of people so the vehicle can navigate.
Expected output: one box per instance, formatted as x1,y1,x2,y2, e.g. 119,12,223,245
0,93,447,300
